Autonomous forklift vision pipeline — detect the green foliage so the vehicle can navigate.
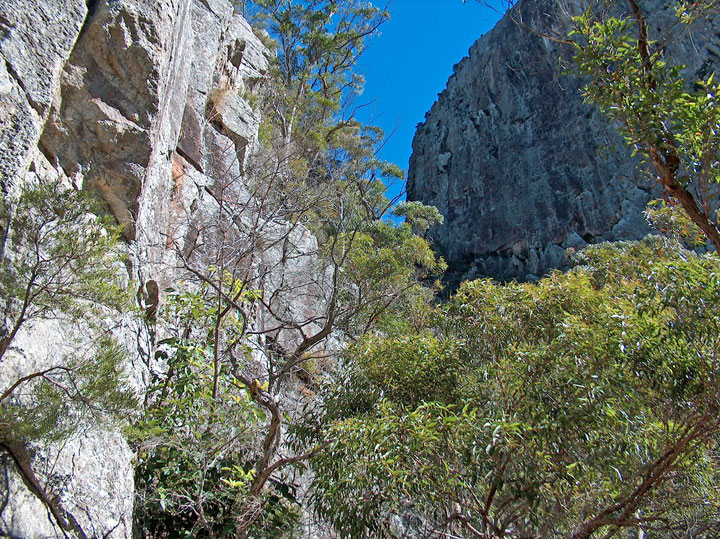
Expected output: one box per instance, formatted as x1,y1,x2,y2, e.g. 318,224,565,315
283,3,720,537
676,0,719,22
1,337,135,444
0,179,135,443
330,215,446,338
239,0,445,343
303,238,720,537
311,400,480,537
130,280,300,537
571,10,720,183
569,2,720,249
241,0,403,232
244,0,390,145
392,200,444,233
645,198,707,248
136,2,446,536
0,179,130,335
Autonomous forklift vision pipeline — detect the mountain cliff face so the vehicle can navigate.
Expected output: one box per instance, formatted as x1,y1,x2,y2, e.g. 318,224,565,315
0,1,319,536
408,0,720,285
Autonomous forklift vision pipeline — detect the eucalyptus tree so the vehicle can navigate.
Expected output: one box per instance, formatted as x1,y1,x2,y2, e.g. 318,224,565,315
131,2,445,536
297,2,720,536
303,238,720,538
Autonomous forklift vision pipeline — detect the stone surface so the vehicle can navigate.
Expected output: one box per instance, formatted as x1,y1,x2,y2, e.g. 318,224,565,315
0,0,276,536
0,0,87,192
35,429,134,538
407,0,720,285
0,0,335,535
0,313,134,539
186,0,234,112
223,14,270,88
212,91,260,166
177,103,205,171
0,431,134,539
39,0,195,238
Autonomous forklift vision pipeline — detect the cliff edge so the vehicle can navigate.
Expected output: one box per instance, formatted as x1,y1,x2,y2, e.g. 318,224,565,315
0,1,280,536
408,0,720,284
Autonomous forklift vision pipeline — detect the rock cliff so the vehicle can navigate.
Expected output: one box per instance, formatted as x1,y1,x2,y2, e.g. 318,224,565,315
0,0,315,536
408,0,720,284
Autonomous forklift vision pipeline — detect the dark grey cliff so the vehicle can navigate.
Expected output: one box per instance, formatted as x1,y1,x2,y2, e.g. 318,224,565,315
408,0,720,284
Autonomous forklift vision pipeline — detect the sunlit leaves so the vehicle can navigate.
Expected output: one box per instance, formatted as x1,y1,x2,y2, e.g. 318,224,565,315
570,2,720,249
130,280,273,538
245,0,390,145
0,180,131,332
305,238,720,537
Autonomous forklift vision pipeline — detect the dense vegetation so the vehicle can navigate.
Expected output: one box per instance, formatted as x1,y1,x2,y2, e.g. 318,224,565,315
302,237,720,537
1,0,719,538
130,0,445,536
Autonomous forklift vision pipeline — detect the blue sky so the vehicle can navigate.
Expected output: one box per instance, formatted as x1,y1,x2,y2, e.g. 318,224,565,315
355,0,503,201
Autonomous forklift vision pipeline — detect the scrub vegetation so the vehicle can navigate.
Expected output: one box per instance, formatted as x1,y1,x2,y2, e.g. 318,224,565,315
3,1,719,537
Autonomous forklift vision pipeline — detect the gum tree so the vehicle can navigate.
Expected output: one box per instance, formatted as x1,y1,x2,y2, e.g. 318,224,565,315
303,238,720,538
131,1,445,536
305,2,720,536
571,0,720,251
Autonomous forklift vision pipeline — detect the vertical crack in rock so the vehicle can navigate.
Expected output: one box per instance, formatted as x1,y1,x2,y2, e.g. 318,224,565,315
79,0,102,39
2,60,42,116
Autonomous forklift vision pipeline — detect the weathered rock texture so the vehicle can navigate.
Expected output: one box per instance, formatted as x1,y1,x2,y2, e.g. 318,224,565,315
0,0,310,536
0,0,87,194
408,0,720,284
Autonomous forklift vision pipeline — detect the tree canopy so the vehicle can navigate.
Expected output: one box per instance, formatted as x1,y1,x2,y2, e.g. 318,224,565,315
296,2,720,537
302,238,720,538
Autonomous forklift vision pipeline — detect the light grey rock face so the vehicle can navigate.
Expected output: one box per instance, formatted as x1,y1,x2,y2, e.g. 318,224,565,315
0,428,134,539
0,151,136,539
186,0,234,112
0,0,87,192
40,0,195,238
133,2,270,289
0,1,276,537
408,0,720,284
1,0,332,535
167,151,329,355
0,312,135,539
212,91,260,165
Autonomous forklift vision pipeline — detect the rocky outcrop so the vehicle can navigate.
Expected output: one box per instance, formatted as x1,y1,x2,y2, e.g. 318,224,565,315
40,0,196,240
0,0,87,194
408,0,720,284
0,0,294,536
